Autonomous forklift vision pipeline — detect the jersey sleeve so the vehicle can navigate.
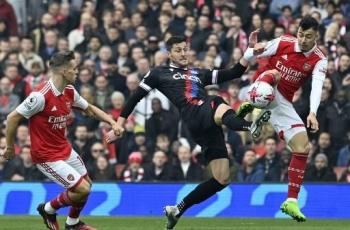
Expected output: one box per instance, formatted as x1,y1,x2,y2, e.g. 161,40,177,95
72,88,89,110
244,37,281,61
120,70,158,118
16,92,45,119
310,58,328,114
139,70,159,92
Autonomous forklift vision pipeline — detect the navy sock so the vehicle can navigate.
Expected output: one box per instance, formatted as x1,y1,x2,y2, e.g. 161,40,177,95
176,178,227,217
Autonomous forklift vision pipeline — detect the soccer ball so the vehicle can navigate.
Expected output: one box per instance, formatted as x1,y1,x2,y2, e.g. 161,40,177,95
247,81,275,109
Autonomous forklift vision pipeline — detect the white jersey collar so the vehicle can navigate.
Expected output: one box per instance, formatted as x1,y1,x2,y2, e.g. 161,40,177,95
49,79,63,96
294,42,317,56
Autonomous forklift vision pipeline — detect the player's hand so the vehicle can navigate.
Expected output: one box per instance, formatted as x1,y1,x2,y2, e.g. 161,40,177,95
0,145,15,161
307,112,319,133
248,29,260,48
105,121,125,143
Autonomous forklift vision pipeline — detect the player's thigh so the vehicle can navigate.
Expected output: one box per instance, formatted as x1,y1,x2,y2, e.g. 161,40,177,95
288,131,310,153
269,91,306,143
37,161,84,189
65,149,88,177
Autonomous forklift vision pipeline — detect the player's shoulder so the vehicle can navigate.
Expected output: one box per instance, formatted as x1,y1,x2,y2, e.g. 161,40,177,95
65,84,76,91
280,34,298,42
313,46,327,60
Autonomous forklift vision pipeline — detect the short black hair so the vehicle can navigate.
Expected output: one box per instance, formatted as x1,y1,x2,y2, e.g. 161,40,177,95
166,36,186,51
49,51,75,69
299,15,319,31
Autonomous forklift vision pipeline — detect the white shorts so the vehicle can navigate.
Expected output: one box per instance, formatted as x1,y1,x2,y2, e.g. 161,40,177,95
36,149,88,189
268,89,307,143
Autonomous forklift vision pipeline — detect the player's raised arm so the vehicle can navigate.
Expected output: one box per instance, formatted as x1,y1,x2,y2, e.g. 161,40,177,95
307,58,328,133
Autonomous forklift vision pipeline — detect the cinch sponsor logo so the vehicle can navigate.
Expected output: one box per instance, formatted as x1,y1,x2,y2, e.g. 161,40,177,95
172,73,202,84
276,61,307,82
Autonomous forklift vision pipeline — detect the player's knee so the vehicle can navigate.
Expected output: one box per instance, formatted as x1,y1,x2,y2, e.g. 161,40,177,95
214,173,231,186
291,139,310,153
75,180,91,196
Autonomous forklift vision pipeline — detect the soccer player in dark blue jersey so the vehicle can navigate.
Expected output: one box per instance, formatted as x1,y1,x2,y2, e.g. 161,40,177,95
108,31,269,229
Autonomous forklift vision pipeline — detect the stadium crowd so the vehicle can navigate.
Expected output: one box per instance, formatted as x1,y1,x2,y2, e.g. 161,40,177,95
0,0,349,183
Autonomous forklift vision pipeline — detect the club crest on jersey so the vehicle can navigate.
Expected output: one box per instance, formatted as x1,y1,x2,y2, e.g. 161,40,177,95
67,174,75,181
190,69,198,75
303,63,311,71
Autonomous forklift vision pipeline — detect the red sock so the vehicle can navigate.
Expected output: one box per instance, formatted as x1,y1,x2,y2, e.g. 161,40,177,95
68,200,87,218
288,152,308,199
257,72,276,86
50,191,73,210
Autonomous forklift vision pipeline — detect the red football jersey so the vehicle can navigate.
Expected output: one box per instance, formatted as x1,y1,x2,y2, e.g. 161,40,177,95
16,80,88,163
254,35,327,102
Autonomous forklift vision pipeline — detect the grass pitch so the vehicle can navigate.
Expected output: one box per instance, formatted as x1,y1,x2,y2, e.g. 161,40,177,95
0,216,349,230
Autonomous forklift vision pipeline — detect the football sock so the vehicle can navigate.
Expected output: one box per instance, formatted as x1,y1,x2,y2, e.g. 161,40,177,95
68,200,87,221
176,178,227,217
288,152,308,199
49,191,73,211
221,110,252,131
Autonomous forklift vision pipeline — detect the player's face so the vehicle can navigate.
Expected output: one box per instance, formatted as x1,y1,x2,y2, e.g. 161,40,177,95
63,60,78,84
297,27,318,52
168,42,189,68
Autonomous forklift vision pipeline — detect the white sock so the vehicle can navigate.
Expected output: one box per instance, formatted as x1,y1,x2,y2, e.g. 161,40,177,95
287,198,298,203
44,202,56,214
66,216,79,225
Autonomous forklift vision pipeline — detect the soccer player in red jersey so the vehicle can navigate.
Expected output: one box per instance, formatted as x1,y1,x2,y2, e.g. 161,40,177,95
0,51,118,230
243,16,328,222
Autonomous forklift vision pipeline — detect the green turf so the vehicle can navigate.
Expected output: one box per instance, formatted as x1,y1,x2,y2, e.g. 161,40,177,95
0,216,349,230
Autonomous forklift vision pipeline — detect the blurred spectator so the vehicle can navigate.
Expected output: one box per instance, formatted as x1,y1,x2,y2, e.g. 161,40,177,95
122,151,145,182
94,75,112,110
72,124,95,164
24,60,47,92
260,16,275,41
0,0,18,36
68,12,93,50
84,35,102,62
227,81,242,111
39,30,58,63
4,145,45,181
14,124,28,154
313,132,337,167
279,148,291,182
115,118,136,164
223,15,247,57
236,149,265,182
0,136,10,180
257,137,281,181
171,145,203,181
86,142,107,172
331,54,350,91
109,91,125,121
76,67,93,91
325,89,350,151
337,131,350,167
31,13,56,53
18,36,44,72
278,5,294,31
0,76,20,121
339,160,350,182
145,98,178,143
305,153,337,182
143,150,172,181
91,155,116,181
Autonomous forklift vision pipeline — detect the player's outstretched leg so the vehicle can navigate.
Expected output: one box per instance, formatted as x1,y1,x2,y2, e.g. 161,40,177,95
280,132,309,222
250,110,271,139
164,159,229,229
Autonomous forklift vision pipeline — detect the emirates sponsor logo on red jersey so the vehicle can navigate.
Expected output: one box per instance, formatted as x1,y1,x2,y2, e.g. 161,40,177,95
276,61,307,82
48,114,69,130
